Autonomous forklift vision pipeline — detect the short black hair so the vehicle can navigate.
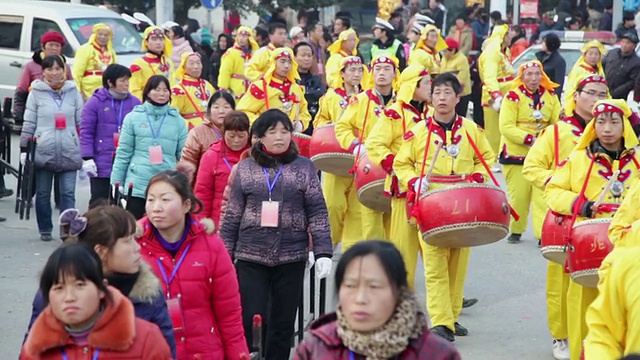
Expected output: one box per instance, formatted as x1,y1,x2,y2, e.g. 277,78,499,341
432,73,462,95
335,10,353,19
170,25,185,38
490,10,502,21
619,355,640,360
41,55,66,71
269,22,287,35
208,91,235,112
102,64,131,89
142,75,171,103
335,240,408,295
305,21,322,36
543,33,561,52
293,41,313,55
39,243,112,306
336,16,352,30
252,109,293,138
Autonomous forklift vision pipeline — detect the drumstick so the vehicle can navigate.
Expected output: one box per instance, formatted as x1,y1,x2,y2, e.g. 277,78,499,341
424,143,443,180
593,170,620,208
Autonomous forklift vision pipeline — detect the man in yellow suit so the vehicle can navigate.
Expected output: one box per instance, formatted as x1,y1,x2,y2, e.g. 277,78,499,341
478,24,514,170
244,22,287,83
334,55,399,241
129,26,174,100
218,26,260,99
545,99,640,360
394,73,494,342
325,29,359,88
72,23,117,100
171,52,216,130
499,60,561,244
314,56,364,250
523,74,609,360
237,48,311,130
366,64,431,288
408,24,447,74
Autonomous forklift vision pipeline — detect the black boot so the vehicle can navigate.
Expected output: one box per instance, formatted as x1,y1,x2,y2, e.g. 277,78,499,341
462,297,478,308
0,188,13,198
430,325,455,342
507,233,521,244
454,322,468,336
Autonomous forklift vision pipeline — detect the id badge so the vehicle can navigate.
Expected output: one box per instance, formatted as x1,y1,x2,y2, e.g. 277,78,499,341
261,201,279,227
149,145,163,164
54,114,66,130
113,133,120,148
166,298,185,332
317,63,324,74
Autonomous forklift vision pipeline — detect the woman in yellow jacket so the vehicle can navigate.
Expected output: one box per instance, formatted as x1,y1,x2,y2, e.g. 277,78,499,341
170,52,216,130
129,26,174,100
334,55,399,241
72,23,117,100
440,38,471,116
408,24,447,74
217,26,260,99
314,56,364,250
393,73,494,342
366,64,432,288
236,48,311,130
545,99,640,360
564,41,606,104
499,60,561,244
325,29,359,89
478,24,514,166
522,74,609,360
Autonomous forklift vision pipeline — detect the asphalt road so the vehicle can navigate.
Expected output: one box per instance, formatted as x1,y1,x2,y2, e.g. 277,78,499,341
0,134,554,359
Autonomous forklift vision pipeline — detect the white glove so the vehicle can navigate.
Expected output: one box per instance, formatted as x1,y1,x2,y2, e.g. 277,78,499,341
352,144,366,157
315,257,332,280
304,251,315,281
82,159,97,177
491,96,503,112
20,153,27,165
413,177,430,194
293,121,303,133
111,185,125,205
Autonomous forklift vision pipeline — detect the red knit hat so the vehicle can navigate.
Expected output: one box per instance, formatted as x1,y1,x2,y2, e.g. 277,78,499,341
445,38,459,50
41,31,66,47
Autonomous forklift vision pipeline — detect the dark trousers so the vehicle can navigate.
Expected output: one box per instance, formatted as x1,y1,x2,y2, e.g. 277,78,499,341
236,260,305,360
127,196,146,220
456,95,471,118
89,177,111,207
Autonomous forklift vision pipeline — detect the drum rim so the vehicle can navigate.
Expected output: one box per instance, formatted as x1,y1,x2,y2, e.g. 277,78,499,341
423,221,509,236
419,183,504,200
573,217,613,228
570,268,598,279
293,132,312,139
315,123,338,129
357,180,386,197
540,245,567,254
310,153,355,161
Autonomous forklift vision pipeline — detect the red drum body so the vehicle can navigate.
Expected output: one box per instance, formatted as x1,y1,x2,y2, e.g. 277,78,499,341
568,218,613,288
354,154,391,213
309,124,354,177
540,210,572,265
417,184,510,248
292,132,311,158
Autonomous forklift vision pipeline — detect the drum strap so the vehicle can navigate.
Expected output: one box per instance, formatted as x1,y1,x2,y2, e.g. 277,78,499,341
412,121,436,222
349,99,372,174
566,156,598,248
262,80,270,110
553,124,559,167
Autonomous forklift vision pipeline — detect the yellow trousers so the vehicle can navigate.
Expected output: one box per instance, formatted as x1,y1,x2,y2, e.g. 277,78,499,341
424,243,470,332
322,173,363,250
483,107,501,157
547,261,570,340
360,204,391,244
567,280,598,360
389,197,425,289
503,164,546,235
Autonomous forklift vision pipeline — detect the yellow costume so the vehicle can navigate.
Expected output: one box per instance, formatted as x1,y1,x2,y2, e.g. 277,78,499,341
170,52,216,130
394,115,494,334
440,51,471,97
325,29,359,90
334,55,399,242
130,26,175,101
218,26,259,98
499,60,561,238
236,48,311,129
408,24,447,74
609,181,640,248
564,41,606,104
366,64,431,288
244,42,277,83
545,99,640,360
478,24,514,156
584,246,640,359
72,23,117,99
315,56,364,250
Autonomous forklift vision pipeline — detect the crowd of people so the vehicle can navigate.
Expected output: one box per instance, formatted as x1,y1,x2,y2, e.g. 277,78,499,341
5,2,640,360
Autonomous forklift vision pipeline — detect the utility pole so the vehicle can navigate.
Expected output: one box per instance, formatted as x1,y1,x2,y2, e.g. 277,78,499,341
156,0,174,25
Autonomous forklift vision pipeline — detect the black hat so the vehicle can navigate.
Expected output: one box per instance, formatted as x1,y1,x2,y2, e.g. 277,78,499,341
621,32,639,44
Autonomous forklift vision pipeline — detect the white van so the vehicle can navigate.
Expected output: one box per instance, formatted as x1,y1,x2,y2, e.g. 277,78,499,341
0,0,143,120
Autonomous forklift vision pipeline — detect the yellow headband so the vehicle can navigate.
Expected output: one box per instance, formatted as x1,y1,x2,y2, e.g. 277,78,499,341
328,29,359,56
175,52,201,80
511,60,559,92
264,47,300,84
236,25,259,52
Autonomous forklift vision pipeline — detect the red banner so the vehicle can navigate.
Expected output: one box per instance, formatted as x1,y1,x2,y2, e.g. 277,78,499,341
521,0,539,19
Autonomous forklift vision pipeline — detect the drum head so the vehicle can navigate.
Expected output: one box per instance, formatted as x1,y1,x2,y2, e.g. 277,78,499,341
422,223,508,248
311,154,354,177
570,271,599,288
357,180,391,213
541,247,567,265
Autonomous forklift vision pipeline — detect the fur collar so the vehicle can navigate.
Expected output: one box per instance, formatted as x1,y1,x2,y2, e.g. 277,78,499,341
23,286,136,356
251,141,299,168
128,262,162,304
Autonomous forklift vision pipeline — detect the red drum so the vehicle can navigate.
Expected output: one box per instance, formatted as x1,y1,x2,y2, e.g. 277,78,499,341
540,210,572,265
292,132,311,158
567,218,613,288
309,124,354,177
354,154,391,213
417,183,510,248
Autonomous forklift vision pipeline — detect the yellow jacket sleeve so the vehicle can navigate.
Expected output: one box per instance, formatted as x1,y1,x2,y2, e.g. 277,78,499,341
314,94,333,128
522,125,557,189
366,110,399,166
499,93,531,145
245,47,269,83
608,183,640,247
72,44,91,97
548,93,561,125
236,84,264,124
334,97,360,150
217,51,234,91
297,87,312,131
170,90,190,115
129,62,146,101
479,50,502,98
456,56,472,96
545,156,579,216
393,126,423,187
325,54,341,89
471,126,496,175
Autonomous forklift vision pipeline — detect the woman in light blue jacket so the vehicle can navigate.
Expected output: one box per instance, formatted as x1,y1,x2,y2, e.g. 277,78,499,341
111,75,188,219
19,55,83,242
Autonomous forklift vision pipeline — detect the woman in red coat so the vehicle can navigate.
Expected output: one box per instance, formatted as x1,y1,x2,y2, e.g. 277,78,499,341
138,166,249,359
194,110,250,225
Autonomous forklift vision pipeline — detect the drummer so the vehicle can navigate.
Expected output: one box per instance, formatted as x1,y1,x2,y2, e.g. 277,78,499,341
334,54,399,241
522,74,609,360
408,24,447,74
544,99,640,360
236,48,311,131
325,29,359,89
171,52,216,130
394,73,494,342
499,60,561,244
366,64,432,287
314,56,364,250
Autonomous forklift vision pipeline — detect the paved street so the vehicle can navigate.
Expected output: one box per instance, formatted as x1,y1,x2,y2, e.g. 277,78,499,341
0,134,554,359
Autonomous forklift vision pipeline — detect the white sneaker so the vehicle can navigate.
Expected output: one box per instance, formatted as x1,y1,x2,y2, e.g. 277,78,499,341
491,164,502,173
552,339,570,360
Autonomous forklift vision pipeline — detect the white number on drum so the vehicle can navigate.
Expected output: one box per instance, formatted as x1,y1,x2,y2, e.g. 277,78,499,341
451,199,471,215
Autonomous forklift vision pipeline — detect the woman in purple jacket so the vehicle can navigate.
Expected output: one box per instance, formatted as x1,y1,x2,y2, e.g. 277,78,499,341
80,64,141,205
